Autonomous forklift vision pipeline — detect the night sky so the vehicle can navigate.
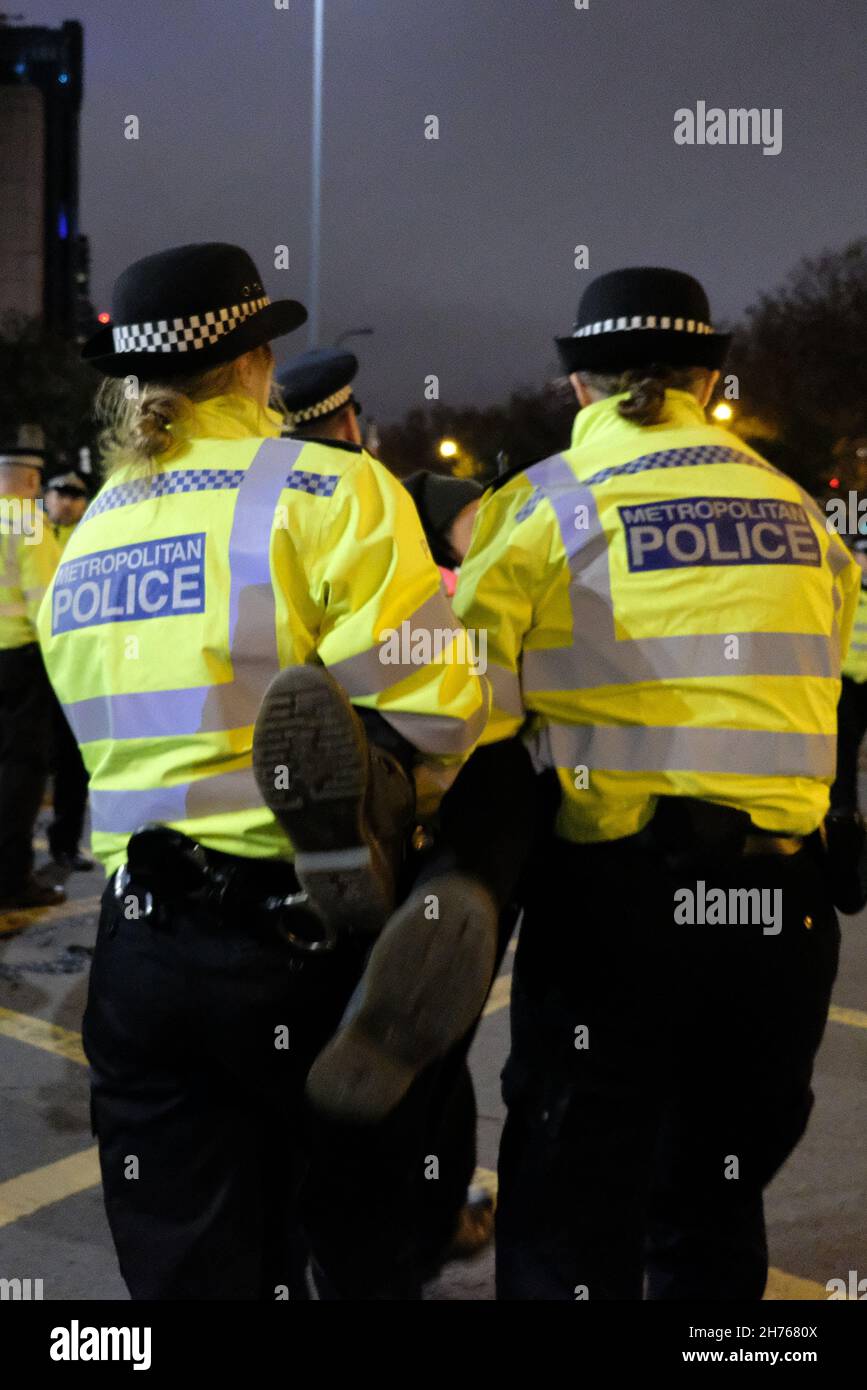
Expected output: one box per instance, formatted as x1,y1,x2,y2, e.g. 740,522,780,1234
23,0,867,421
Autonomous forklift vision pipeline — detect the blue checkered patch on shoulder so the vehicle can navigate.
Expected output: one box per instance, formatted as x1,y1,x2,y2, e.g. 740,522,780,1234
81,469,247,526
515,487,542,524
284,469,340,498
583,445,772,488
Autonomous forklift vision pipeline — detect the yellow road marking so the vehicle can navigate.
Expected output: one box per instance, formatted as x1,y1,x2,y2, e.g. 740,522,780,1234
0,995,861,1295
828,1004,867,1030
0,1007,87,1066
483,974,512,1017
473,1169,832,1300
763,1267,830,1300
0,1147,99,1229
0,893,101,938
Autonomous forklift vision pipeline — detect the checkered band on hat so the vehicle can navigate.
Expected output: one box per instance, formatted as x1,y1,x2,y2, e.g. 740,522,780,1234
111,297,271,355
287,384,354,428
572,315,714,339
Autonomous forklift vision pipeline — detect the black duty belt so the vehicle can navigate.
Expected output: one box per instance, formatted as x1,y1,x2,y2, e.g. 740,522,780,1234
642,796,804,865
113,824,338,953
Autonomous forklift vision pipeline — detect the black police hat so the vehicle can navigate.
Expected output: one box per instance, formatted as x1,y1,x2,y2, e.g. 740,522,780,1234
45,471,88,495
277,348,360,431
556,267,730,374
82,243,308,380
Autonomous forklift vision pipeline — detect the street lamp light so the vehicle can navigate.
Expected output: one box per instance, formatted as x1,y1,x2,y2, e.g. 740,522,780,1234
712,402,734,422
438,439,459,460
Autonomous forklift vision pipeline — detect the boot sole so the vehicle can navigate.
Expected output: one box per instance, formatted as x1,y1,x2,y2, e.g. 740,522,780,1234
305,874,498,1123
252,665,393,933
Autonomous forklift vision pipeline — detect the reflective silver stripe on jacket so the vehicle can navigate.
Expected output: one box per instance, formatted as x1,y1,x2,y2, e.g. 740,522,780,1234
66,439,304,747
528,722,837,780
525,631,838,691
85,438,304,833
381,694,489,757
486,661,525,719
324,588,463,695
520,450,842,695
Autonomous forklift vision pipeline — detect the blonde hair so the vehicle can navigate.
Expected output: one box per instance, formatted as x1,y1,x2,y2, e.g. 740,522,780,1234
95,345,279,475
577,364,712,427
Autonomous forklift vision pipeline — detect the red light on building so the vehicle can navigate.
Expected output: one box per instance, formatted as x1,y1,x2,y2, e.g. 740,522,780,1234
97,311,110,324
829,477,840,489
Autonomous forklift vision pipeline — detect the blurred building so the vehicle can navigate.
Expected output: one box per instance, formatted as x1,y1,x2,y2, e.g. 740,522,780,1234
0,16,93,340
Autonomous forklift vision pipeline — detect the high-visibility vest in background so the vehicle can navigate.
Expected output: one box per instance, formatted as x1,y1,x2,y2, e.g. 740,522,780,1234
51,521,79,555
455,390,859,844
842,585,867,683
0,497,61,651
37,394,488,875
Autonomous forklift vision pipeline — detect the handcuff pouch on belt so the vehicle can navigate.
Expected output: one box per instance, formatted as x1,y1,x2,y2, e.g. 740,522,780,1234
115,824,339,952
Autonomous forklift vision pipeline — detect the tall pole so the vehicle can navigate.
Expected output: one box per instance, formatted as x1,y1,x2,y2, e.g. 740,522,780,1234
309,0,324,348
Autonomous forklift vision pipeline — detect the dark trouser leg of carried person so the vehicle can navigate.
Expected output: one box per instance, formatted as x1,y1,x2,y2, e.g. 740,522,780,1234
495,809,840,1301
302,730,557,1123
297,739,551,1297
253,666,550,1125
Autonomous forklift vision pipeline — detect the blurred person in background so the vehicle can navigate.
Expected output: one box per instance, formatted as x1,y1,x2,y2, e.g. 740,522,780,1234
42,472,93,872
0,446,64,908
403,471,483,595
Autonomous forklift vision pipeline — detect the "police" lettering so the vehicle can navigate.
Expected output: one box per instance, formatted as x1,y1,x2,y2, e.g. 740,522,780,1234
52,533,207,634
620,497,820,572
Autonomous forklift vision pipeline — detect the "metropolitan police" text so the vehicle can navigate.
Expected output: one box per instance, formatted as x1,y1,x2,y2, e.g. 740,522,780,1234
619,496,820,572
52,532,206,634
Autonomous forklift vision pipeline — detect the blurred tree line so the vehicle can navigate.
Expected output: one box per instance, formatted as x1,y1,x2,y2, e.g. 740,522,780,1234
728,238,867,496
381,238,867,499
1,240,864,499
0,313,98,472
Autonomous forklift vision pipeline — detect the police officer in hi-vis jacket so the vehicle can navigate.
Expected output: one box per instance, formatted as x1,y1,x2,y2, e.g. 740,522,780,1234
38,243,490,1300
454,266,858,1300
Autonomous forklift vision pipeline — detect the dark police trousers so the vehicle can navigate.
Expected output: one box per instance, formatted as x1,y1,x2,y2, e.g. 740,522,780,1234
495,833,840,1300
0,643,52,895
84,869,490,1300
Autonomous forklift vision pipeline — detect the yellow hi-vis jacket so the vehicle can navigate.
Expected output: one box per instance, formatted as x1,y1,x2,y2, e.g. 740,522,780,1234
51,521,79,555
842,585,867,683
455,390,859,844
0,496,60,650
37,394,489,875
